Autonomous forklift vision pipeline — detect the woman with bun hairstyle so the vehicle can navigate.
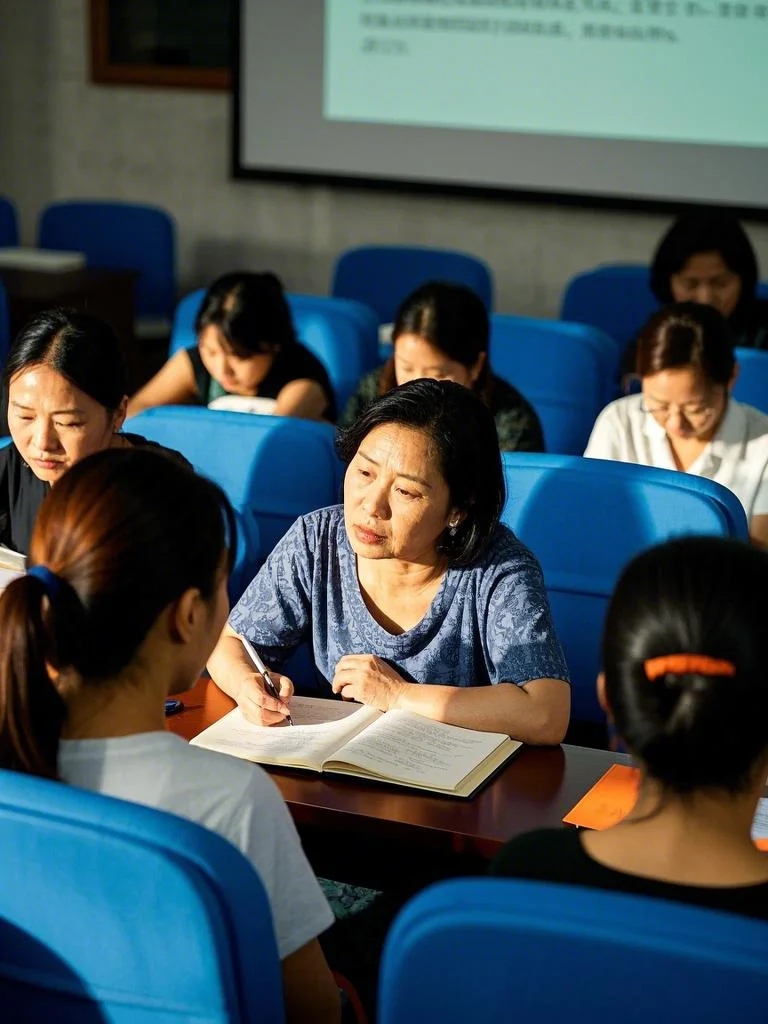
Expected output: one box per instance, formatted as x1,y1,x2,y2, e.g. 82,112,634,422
128,271,336,421
0,447,340,1024
490,534,768,919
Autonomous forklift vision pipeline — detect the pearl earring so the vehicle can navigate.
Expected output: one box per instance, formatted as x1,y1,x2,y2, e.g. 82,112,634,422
449,520,458,537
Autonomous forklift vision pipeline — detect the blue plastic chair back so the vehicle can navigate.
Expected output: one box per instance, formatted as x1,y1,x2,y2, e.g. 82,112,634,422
0,196,19,247
125,406,341,565
379,878,768,1024
287,293,380,410
490,314,620,454
0,767,283,1023
560,264,657,352
331,245,494,324
38,200,177,322
169,287,205,351
501,452,748,723
169,290,379,412
732,346,768,415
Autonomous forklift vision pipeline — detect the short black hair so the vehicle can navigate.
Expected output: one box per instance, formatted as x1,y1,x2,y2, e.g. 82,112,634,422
650,213,759,319
603,535,768,795
336,378,504,566
195,271,297,356
4,308,127,410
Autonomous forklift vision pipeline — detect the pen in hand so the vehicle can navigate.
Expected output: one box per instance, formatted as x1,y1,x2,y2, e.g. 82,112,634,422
238,635,294,726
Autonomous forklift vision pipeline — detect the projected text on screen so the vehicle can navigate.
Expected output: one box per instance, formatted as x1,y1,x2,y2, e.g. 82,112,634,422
324,0,768,148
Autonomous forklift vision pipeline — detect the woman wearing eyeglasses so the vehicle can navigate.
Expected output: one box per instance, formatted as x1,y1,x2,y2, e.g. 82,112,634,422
584,302,768,546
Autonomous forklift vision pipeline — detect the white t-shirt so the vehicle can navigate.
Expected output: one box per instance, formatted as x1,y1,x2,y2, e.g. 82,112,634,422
59,732,334,959
584,395,768,519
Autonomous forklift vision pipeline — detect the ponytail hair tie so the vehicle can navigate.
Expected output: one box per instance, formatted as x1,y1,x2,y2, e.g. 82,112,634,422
644,654,736,682
27,565,65,602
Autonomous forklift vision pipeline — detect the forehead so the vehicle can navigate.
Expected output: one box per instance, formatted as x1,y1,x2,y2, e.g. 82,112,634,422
642,366,712,399
394,333,451,365
198,324,230,351
678,250,733,277
9,363,90,407
356,422,445,483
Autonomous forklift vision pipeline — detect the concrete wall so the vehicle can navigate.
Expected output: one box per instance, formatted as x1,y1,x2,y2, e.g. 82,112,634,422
2,0,766,316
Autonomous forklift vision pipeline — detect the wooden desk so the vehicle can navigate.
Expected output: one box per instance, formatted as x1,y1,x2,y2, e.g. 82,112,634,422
168,679,625,867
0,266,141,390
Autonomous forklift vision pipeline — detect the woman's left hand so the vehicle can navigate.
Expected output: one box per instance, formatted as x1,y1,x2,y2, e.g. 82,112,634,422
331,654,407,711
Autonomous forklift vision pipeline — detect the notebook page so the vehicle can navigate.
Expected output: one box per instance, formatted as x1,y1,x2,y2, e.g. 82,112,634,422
0,547,27,573
328,709,508,790
190,697,381,769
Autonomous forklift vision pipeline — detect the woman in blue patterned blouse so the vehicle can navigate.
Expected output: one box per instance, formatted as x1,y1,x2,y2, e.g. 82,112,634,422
208,379,570,742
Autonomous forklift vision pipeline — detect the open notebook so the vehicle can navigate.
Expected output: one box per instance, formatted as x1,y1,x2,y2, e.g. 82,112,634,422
0,547,26,591
190,696,522,798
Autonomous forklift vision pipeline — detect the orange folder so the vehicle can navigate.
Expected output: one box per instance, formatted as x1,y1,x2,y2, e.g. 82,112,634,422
564,764,768,851
563,764,640,829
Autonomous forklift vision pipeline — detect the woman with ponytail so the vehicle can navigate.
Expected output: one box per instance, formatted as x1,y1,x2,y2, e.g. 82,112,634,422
0,447,339,1024
490,535,768,919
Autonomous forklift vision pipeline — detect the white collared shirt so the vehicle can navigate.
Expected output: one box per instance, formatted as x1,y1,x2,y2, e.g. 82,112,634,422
584,394,768,519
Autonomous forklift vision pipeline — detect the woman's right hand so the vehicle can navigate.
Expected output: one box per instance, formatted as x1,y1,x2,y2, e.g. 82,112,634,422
234,670,294,726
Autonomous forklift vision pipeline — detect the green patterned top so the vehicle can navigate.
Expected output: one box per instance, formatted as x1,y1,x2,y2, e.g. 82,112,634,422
340,368,545,452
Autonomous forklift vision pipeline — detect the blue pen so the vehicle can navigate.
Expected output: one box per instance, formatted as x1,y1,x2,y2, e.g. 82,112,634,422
239,635,294,726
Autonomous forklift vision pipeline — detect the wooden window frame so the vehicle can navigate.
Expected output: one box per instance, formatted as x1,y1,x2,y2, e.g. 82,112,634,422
89,0,231,91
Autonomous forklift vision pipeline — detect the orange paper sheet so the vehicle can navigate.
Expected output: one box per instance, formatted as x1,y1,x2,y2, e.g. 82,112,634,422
563,764,640,829
564,765,768,851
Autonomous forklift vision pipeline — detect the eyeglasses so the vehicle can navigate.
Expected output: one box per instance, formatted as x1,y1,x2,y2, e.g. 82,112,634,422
640,398,719,427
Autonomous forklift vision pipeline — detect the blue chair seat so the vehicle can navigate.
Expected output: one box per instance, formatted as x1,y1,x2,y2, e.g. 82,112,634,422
331,245,494,325
0,195,19,247
490,314,620,454
38,200,177,327
379,877,768,1024
0,767,283,1022
732,346,768,415
501,452,748,724
560,264,657,353
125,407,342,599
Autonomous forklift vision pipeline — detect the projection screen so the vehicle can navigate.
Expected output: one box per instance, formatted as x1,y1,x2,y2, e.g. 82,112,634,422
234,0,768,211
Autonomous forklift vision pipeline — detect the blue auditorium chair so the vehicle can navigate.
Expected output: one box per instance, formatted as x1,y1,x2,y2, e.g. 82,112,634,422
331,245,494,324
38,200,177,330
378,878,768,1024
0,195,19,247
490,314,620,454
170,289,379,412
0,767,283,1022
560,264,657,352
125,406,341,578
501,452,748,726
169,286,205,351
732,346,768,415
287,293,379,410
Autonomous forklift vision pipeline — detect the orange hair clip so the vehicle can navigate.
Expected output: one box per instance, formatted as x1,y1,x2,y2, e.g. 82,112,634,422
643,654,736,681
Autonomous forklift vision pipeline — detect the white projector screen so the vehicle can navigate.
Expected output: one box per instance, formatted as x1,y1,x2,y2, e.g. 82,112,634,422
234,0,768,211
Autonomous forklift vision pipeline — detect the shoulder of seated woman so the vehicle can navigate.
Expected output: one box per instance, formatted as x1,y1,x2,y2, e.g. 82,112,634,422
122,433,192,470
